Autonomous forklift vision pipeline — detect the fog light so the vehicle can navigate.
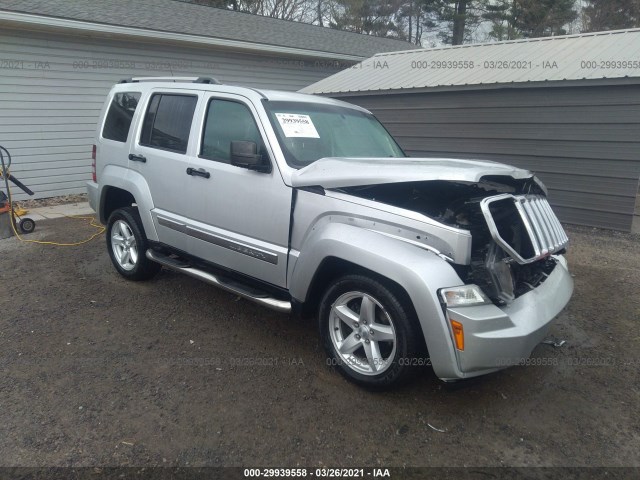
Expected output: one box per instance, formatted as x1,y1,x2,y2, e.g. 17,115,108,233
440,285,490,307
450,320,465,351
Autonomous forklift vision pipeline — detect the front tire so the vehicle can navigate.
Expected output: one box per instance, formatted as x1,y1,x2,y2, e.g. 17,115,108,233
106,207,161,281
319,274,423,389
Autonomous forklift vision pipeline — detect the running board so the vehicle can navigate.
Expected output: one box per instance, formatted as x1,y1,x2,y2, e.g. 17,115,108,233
146,250,291,313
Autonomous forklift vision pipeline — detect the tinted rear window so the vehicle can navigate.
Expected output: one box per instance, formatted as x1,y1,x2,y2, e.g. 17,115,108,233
102,92,141,142
140,94,197,154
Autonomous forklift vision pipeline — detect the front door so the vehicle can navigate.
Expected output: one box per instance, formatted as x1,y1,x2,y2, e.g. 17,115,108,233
184,94,291,287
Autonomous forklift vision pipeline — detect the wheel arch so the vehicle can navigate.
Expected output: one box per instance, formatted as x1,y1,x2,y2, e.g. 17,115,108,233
98,165,158,241
101,186,135,224
304,258,410,318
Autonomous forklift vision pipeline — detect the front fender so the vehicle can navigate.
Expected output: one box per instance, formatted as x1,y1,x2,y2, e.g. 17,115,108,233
98,165,158,241
290,223,466,379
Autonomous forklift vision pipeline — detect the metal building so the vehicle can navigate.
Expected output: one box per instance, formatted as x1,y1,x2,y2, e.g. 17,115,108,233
302,29,640,232
0,0,409,200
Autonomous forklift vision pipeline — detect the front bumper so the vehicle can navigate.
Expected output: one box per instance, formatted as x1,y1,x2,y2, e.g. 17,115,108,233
443,255,573,378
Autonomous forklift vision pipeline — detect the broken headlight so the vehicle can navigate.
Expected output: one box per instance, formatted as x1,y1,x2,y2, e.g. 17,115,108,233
484,243,515,304
440,285,491,307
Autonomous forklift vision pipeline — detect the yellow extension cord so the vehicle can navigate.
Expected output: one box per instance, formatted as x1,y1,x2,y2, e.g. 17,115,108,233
2,169,106,247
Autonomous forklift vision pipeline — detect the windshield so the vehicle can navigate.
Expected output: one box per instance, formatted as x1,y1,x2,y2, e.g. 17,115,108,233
263,100,405,168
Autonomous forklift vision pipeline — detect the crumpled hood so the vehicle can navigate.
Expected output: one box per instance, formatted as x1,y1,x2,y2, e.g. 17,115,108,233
290,157,533,189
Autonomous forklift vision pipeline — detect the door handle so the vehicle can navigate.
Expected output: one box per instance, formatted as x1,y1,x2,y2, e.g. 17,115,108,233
186,167,210,179
128,154,147,163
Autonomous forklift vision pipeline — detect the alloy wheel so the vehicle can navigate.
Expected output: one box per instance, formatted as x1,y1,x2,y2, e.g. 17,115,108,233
110,220,138,271
329,291,397,376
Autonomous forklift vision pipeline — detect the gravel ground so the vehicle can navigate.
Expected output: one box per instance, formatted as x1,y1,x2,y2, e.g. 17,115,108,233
0,218,638,468
14,194,88,210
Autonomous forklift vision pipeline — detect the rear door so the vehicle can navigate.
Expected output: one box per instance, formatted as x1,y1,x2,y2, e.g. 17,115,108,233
129,89,200,251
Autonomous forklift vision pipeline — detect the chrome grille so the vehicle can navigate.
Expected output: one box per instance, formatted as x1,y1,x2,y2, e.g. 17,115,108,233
480,194,569,265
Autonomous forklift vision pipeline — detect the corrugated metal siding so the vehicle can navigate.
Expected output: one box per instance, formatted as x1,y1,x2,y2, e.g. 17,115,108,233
301,28,640,94
0,28,349,200
337,84,640,231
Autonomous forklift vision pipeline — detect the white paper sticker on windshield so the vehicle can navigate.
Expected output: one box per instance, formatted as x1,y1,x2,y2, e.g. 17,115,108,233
275,113,320,138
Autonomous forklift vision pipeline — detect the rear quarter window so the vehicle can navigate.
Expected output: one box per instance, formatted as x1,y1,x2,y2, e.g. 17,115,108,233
102,92,141,142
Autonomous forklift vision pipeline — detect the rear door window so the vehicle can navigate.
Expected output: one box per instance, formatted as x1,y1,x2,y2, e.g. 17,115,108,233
140,94,197,154
102,92,141,142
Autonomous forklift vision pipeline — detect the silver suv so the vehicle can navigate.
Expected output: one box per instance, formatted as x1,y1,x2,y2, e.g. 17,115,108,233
87,77,573,389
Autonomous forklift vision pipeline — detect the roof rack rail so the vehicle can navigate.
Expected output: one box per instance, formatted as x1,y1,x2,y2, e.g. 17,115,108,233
194,76,222,84
119,76,222,85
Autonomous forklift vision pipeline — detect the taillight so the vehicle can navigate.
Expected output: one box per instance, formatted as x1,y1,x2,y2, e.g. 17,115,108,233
91,144,97,182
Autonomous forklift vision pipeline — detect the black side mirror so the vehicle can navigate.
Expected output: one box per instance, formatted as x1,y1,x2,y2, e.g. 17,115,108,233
230,141,269,173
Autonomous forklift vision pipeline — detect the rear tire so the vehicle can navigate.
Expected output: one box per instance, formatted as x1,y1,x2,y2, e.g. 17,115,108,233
319,274,423,390
106,207,161,281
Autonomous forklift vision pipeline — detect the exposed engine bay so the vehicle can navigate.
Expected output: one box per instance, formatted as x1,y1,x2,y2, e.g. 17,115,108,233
337,176,567,306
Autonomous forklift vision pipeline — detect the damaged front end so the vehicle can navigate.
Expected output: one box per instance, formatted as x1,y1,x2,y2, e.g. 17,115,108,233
334,174,574,377
337,175,569,307
475,192,568,304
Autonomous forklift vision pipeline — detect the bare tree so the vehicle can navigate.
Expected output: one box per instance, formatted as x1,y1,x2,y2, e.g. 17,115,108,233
239,0,312,19
582,0,640,31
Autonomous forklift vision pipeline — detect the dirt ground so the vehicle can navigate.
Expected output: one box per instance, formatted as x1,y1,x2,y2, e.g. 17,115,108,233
0,217,638,469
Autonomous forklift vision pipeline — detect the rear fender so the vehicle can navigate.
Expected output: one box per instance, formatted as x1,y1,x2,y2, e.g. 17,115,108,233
98,165,158,241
